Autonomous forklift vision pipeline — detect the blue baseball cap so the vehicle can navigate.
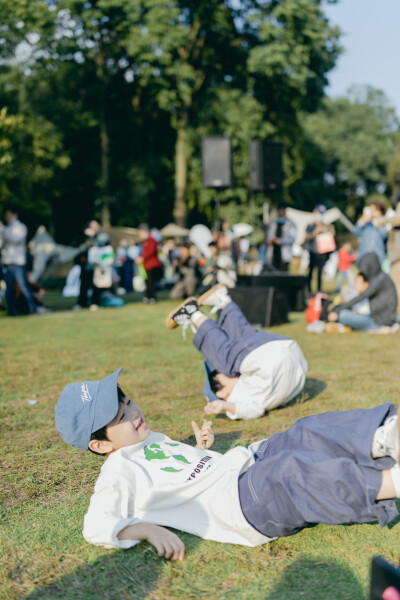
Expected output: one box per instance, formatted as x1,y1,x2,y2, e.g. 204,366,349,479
55,368,123,450
203,360,219,403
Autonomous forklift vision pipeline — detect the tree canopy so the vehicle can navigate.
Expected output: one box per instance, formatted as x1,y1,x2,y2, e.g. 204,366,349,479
0,0,397,243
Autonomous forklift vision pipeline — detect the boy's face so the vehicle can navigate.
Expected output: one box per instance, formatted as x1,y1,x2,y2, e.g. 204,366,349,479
214,373,239,400
90,394,149,454
107,394,149,450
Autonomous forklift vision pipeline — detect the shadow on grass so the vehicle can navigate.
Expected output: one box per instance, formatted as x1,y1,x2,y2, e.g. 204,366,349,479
24,532,201,600
387,499,400,530
285,377,327,409
265,557,365,600
40,289,173,314
181,431,243,454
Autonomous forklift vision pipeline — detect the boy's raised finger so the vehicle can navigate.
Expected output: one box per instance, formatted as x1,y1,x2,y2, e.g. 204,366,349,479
191,420,200,433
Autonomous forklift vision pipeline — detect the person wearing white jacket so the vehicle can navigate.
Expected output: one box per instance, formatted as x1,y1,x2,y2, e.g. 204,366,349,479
0,205,37,316
165,285,308,420
55,369,400,560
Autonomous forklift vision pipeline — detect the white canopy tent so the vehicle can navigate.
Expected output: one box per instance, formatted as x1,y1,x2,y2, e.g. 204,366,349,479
285,207,355,249
160,223,190,238
29,226,80,282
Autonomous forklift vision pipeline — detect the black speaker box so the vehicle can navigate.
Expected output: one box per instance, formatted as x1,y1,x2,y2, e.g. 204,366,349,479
201,136,233,188
230,286,289,327
250,140,283,191
237,273,307,311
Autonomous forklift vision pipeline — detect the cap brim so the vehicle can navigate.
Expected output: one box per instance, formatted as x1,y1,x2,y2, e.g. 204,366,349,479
92,367,123,434
203,360,219,402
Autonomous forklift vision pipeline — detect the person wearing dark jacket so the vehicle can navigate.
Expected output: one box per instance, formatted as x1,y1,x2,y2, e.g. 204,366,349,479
328,252,398,331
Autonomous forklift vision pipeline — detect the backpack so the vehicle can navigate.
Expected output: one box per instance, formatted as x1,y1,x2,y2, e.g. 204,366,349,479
305,293,331,323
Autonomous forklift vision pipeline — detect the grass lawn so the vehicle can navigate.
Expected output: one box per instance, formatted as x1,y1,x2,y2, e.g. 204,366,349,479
1,294,400,600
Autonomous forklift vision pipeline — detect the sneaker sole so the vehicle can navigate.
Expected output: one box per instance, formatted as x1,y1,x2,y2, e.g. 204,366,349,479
165,297,198,330
198,283,226,307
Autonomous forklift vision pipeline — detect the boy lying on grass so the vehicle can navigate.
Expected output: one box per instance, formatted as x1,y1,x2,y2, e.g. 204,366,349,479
55,368,400,561
165,284,308,420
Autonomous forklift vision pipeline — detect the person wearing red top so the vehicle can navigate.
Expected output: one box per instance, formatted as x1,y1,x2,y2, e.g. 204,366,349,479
334,241,357,293
136,224,163,303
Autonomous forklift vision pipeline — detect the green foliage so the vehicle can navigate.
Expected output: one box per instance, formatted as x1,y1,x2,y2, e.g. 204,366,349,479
387,130,400,188
0,0,345,239
0,108,23,167
248,0,342,115
291,86,399,216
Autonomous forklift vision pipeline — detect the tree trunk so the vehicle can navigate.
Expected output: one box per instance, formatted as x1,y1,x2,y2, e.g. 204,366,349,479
96,49,111,229
173,118,188,226
99,113,111,229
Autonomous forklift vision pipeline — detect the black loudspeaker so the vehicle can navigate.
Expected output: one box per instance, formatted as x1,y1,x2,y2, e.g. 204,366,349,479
201,136,232,188
250,140,283,191
230,286,289,327
237,273,307,312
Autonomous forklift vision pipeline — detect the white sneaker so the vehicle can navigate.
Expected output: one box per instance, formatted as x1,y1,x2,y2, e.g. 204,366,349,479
35,306,51,315
198,284,231,314
89,304,99,312
372,415,399,463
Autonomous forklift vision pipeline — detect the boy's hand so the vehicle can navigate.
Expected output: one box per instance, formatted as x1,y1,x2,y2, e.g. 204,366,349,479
204,400,227,416
192,419,214,449
328,312,338,322
117,522,185,561
146,524,185,561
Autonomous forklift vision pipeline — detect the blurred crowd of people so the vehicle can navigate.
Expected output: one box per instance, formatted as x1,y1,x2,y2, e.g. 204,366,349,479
63,217,243,311
1,196,400,328
304,199,400,334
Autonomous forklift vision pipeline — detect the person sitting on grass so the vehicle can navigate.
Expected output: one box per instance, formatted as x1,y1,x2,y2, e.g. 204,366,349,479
327,252,398,333
165,284,308,420
55,369,400,560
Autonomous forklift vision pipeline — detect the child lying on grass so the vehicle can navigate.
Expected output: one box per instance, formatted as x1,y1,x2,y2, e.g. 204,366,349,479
56,369,400,561
165,284,308,420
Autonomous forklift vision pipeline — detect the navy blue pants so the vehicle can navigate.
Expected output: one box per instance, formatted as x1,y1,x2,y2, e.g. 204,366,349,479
2,264,36,316
192,302,287,376
238,402,398,538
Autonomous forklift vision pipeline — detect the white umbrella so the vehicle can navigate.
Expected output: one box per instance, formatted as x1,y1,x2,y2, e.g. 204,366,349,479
189,224,213,258
160,223,190,238
231,223,253,237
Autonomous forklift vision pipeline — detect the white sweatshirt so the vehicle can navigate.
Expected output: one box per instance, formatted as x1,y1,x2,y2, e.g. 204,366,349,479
226,339,308,420
83,432,273,549
0,218,28,265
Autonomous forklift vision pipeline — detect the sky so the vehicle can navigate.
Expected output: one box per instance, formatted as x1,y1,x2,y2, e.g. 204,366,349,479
323,0,400,116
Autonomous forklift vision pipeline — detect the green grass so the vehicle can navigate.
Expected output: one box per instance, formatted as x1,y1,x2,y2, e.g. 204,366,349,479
1,295,400,600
